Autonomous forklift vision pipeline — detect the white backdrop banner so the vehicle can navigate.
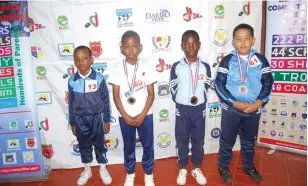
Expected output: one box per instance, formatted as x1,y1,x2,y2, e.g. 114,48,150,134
28,0,262,169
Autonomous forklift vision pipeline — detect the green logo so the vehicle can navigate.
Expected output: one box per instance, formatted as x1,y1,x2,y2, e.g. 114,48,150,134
159,109,169,118
36,66,46,76
215,5,224,15
280,121,286,127
10,121,17,128
292,100,299,107
57,15,68,26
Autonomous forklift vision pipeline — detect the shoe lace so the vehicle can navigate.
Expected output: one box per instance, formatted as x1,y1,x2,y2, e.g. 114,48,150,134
80,170,90,179
193,168,205,179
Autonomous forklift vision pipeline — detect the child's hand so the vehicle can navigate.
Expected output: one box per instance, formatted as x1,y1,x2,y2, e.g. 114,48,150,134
71,125,76,136
123,114,135,126
133,113,146,126
244,100,262,113
233,102,249,111
104,122,111,134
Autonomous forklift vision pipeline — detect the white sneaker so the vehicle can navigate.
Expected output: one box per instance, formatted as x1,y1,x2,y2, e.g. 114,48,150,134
77,170,92,186
191,168,207,185
124,173,135,186
144,174,155,186
100,167,112,185
177,169,187,185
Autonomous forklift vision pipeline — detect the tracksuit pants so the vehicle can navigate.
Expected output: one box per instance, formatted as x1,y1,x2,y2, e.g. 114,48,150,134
218,107,261,169
175,103,206,168
75,113,108,164
119,114,154,174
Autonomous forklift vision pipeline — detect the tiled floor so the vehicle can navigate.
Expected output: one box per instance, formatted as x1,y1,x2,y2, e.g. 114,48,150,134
2,147,307,186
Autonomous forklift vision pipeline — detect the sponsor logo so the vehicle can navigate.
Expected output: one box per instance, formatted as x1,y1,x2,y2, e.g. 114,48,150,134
31,46,44,58
212,53,225,67
23,151,34,163
159,109,169,122
280,110,288,117
208,102,222,118
291,112,297,119
63,65,76,79
157,82,170,97
146,9,170,23
0,22,11,36
260,129,267,136
270,130,276,136
39,117,49,131
262,118,267,125
292,99,299,107
36,91,52,105
152,36,172,52
157,132,171,148
57,15,69,30
105,138,119,150
280,121,286,128
7,139,20,149
271,97,278,105
29,17,46,32
89,41,102,58
288,122,297,130
280,99,287,106
3,152,17,165
183,7,202,22
85,12,98,28
214,29,228,47
238,1,251,16
9,121,18,130
214,5,224,19
302,112,307,120
211,128,221,138
299,124,307,131
24,120,33,129
288,134,296,140
270,108,278,116
58,43,74,57
156,58,171,72
36,66,47,80
25,137,37,149
278,131,284,138
117,8,133,27
70,140,80,156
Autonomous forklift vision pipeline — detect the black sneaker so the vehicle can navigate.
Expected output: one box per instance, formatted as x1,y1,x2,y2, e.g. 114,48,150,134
218,167,233,184
243,166,263,182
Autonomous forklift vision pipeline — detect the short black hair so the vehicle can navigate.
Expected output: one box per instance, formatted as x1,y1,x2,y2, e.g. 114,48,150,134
233,23,254,38
121,30,140,44
181,30,200,44
74,45,92,56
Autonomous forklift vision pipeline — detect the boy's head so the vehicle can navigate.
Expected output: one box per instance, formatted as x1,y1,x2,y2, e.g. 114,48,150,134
181,30,201,60
120,30,142,62
73,46,93,74
232,23,255,55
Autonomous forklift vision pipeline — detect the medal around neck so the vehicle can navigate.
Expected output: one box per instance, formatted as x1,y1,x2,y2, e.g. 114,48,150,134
239,85,248,95
127,96,136,105
190,96,198,105
237,52,251,95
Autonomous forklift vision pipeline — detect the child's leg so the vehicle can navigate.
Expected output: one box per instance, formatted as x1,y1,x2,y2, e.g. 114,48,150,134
175,104,191,169
239,113,261,168
92,113,108,164
190,104,206,168
137,114,154,175
75,116,94,166
119,117,137,174
217,108,241,168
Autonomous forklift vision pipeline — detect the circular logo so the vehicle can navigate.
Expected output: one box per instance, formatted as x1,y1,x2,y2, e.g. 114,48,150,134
211,128,221,138
159,109,169,118
214,29,228,47
215,5,224,15
36,66,46,76
10,121,17,128
57,15,68,26
105,138,119,149
157,132,171,148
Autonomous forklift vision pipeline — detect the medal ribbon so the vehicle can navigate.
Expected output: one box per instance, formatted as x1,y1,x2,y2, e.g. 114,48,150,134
123,59,138,93
185,58,199,96
237,52,251,84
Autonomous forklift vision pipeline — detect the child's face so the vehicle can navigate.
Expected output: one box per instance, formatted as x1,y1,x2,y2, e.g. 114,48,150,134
120,36,142,62
73,49,93,73
181,35,200,60
232,28,256,55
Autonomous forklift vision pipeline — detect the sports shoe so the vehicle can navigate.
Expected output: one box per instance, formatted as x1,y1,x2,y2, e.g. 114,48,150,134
191,168,207,185
176,169,187,185
218,167,233,184
124,173,135,186
144,173,155,186
77,170,92,186
99,166,112,185
244,166,263,182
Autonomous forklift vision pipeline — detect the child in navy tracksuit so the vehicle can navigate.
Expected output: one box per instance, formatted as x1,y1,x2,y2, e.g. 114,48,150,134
68,46,112,186
215,24,274,184
170,30,211,186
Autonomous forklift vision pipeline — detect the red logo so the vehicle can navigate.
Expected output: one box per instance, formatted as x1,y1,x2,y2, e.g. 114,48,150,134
42,144,54,159
27,138,35,148
156,58,171,72
183,7,202,22
29,18,46,32
89,41,103,58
